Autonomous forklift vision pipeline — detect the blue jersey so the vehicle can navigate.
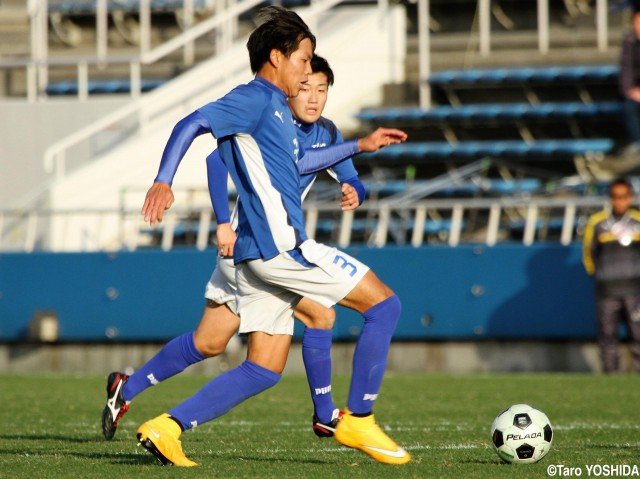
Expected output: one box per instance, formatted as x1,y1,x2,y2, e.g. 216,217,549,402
296,116,358,200
198,77,310,263
207,115,362,229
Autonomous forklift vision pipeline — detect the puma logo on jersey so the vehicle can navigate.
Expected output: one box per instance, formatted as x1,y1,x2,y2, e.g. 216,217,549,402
293,137,300,161
312,142,327,148
274,110,284,123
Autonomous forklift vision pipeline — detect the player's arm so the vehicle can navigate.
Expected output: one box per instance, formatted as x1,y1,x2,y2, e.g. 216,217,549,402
339,176,365,211
582,217,597,275
142,111,212,225
297,127,407,175
206,149,236,258
328,128,366,210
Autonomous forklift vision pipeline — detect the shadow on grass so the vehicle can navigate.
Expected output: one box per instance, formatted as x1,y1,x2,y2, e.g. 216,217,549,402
0,433,106,443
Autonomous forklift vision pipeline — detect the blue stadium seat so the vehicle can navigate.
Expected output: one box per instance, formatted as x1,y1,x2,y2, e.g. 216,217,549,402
48,0,211,14
356,102,623,124
312,216,463,242
428,65,619,87
361,178,542,198
360,139,614,161
46,79,165,95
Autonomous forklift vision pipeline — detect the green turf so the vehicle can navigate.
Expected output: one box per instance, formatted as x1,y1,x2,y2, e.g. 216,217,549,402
0,372,638,478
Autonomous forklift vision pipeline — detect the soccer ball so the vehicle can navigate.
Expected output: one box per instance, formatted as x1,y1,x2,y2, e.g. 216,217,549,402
490,404,553,464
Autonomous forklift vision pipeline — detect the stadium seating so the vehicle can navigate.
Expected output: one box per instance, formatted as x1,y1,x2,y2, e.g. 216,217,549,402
428,64,621,106
46,78,165,95
359,178,543,198
356,101,623,124
47,0,212,14
428,65,619,87
359,139,614,162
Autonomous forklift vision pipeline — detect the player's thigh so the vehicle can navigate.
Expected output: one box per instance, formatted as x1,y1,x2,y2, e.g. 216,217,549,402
193,302,240,357
236,261,299,336
338,269,395,314
205,257,238,314
246,331,292,374
294,297,335,330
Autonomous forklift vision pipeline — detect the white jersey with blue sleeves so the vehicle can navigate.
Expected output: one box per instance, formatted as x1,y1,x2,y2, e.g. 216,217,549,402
198,77,306,263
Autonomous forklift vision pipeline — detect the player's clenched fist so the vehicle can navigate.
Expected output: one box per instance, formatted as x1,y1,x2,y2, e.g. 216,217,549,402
142,182,174,225
340,183,360,211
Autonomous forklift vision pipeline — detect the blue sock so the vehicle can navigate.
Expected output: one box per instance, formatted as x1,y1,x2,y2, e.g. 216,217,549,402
169,360,281,430
347,295,401,415
122,332,206,402
302,328,335,423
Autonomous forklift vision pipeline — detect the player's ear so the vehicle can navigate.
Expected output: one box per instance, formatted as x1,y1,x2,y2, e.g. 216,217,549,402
269,49,281,67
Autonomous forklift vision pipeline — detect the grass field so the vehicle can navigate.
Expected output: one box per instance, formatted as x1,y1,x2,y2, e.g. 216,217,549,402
0,372,638,479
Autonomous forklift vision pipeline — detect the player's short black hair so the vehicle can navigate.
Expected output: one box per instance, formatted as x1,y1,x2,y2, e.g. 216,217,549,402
310,54,334,86
247,6,316,74
610,178,634,196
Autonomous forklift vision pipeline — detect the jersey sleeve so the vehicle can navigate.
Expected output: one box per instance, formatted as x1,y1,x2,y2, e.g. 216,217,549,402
297,140,359,174
197,84,266,138
206,149,231,224
154,111,212,185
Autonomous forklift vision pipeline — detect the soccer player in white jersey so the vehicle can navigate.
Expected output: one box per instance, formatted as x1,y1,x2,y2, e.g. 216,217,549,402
102,54,365,442
137,6,410,466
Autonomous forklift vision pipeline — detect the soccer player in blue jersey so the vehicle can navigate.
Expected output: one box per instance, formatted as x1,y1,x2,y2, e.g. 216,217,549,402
136,6,410,466
102,54,365,442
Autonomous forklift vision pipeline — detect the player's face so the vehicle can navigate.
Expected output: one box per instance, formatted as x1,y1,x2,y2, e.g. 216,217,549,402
634,13,640,39
288,72,329,124
610,184,634,216
277,38,314,98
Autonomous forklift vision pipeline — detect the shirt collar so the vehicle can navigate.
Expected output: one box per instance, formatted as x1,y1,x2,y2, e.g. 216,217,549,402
254,76,287,101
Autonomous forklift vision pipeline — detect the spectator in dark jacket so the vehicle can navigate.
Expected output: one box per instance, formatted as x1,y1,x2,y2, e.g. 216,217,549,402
583,178,640,372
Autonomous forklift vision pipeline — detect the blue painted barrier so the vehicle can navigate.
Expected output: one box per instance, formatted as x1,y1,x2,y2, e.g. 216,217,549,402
0,244,597,342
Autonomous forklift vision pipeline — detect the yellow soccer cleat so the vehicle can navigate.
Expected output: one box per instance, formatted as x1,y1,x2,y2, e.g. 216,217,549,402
334,408,411,465
136,413,198,467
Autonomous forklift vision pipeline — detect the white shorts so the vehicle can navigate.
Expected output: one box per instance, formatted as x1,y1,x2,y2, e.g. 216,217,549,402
235,239,369,335
204,257,239,314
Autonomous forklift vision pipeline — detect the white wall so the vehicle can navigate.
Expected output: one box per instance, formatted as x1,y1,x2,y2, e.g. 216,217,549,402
0,98,129,208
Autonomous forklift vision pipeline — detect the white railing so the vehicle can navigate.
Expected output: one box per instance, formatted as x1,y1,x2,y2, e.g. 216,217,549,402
6,0,264,101
0,195,609,252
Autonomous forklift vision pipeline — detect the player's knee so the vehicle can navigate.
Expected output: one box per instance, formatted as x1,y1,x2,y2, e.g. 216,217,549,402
365,294,401,334
194,337,227,357
307,307,336,330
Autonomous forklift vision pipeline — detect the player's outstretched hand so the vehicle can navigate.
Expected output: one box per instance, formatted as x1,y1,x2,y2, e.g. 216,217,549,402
142,182,174,226
340,183,360,211
216,222,236,258
357,127,407,153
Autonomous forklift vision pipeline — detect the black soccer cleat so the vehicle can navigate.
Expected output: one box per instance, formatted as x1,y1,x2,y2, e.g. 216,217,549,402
102,372,130,440
312,409,343,438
